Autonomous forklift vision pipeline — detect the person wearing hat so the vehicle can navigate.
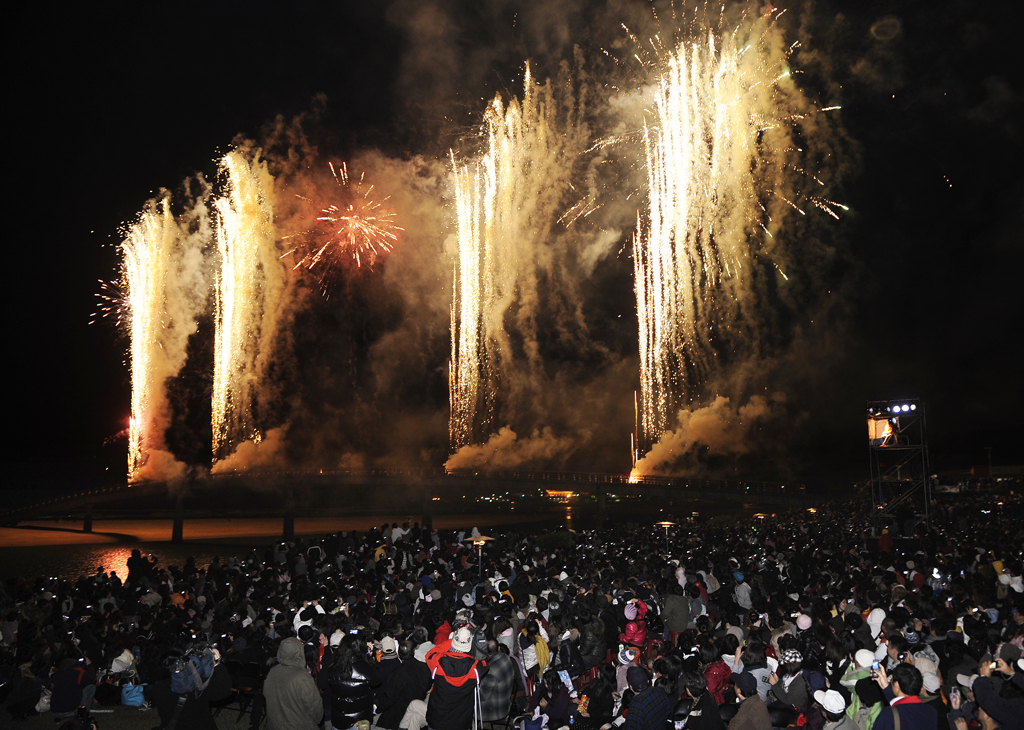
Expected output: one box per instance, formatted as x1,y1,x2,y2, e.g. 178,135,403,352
617,646,640,693
730,671,771,730
622,665,674,730
871,663,938,730
815,689,856,730
769,649,809,711
620,598,649,651
734,573,753,613
424,625,489,730
878,529,893,554
376,636,402,698
375,640,432,730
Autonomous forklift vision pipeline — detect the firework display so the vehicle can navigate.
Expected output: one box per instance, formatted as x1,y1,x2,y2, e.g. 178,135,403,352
101,4,844,480
212,150,283,461
633,11,842,445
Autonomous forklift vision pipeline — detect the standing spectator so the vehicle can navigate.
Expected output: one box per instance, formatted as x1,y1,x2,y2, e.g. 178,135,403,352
264,637,323,730
663,585,690,639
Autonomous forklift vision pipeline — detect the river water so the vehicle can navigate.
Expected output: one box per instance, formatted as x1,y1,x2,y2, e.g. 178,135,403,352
0,512,570,582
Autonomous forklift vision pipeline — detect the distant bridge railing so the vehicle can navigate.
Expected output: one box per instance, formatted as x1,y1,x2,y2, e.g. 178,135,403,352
1,469,817,522
209,467,809,494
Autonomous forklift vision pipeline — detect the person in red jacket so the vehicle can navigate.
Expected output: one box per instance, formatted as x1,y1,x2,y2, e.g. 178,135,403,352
620,599,648,650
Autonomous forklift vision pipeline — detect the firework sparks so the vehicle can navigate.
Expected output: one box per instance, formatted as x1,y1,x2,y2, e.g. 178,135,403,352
212,150,284,462
448,62,589,450
633,8,843,446
90,278,129,327
294,162,401,291
121,198,184,478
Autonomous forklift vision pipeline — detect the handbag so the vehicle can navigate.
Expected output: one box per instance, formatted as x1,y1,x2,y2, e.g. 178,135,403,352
121,681,147,707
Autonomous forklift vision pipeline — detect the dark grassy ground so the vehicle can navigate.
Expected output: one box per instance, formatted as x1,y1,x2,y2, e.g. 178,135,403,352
0,703,256,730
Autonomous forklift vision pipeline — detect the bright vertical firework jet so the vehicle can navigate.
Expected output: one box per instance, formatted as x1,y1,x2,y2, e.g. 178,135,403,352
212,149,284,462
633,10,842,447
121,190,208,481
448,64,590,451
122,200,176,478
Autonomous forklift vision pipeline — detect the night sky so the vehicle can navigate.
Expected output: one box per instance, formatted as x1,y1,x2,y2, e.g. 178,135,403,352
7,0,1022,494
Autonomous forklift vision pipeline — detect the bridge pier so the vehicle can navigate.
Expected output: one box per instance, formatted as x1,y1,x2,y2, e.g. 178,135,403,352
596,483,606,524
171,494,183,543
83,502,92,533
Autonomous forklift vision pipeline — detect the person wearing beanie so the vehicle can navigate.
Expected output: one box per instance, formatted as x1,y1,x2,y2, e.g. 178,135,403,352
734,574,753,613
617,647,640,692
769,648,808,711
620,598,649,650
730,671,771,730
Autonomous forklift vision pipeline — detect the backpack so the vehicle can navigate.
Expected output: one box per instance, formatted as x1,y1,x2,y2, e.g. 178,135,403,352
169,648,215,695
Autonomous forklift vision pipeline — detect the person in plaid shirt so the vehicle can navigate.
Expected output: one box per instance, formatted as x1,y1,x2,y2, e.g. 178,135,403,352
479,639,517,723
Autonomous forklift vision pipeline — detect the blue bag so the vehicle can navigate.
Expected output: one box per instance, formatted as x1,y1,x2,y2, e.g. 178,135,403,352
121,682,147,707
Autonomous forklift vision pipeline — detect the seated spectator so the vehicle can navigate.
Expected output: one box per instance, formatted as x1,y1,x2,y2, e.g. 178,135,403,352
872,664,937,730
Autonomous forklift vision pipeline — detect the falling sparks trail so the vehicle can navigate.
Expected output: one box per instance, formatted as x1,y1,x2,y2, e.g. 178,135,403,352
212,150,283,462
633,8,843,446
448,62,589,450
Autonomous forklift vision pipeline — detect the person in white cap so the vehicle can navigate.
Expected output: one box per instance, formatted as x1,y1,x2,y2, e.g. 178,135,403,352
814,689,856,730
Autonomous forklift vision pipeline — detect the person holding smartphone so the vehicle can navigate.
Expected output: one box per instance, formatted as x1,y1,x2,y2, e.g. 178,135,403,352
871,664,937,730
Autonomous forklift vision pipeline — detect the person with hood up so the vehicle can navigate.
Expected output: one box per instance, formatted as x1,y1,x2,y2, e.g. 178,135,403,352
264,636,324,730
425,625,489,730
620,598,648,650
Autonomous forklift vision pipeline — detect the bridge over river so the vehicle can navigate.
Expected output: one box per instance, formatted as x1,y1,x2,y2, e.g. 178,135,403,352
1,469,824,540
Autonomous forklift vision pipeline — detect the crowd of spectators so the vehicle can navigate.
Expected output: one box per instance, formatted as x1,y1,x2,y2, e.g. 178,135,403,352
0,484,1022,730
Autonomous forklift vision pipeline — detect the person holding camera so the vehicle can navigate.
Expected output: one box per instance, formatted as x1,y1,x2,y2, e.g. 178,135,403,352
871,664,938,730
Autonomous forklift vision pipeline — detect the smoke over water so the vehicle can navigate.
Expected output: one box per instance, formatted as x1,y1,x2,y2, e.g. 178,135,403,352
108,1,850,482
630,393,786,476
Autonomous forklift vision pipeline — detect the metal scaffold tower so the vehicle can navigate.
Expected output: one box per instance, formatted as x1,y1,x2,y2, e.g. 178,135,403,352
867,398,932,531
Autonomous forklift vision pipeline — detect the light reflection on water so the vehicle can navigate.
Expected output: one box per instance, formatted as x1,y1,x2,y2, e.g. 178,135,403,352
0,513,566,582
1,543,231,582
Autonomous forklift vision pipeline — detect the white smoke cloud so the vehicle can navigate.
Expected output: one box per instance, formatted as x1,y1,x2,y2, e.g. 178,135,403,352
210,425,289,474
134,449,188,484
631,394,785,476
445,426,580,470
